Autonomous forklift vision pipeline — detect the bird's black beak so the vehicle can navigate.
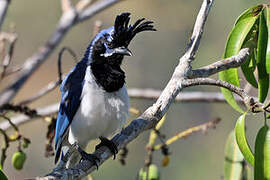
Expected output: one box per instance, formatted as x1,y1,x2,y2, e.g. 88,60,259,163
114,47,132,56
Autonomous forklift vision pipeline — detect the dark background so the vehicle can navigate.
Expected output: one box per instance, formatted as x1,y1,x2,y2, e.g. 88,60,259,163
0,0,267,179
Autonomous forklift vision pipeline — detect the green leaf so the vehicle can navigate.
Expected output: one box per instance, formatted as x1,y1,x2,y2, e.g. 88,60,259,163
257,11,269,103
255,125,270,180
249,50,257,70
224,131,244,180
241,46,258,88
241,18,258,88
0,169,8,180
219,7,261,113
235,4,263,24
265,7,270,74
235,113,254,166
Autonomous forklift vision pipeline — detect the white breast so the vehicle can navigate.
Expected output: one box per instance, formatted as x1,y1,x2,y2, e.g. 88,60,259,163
68,66,129,147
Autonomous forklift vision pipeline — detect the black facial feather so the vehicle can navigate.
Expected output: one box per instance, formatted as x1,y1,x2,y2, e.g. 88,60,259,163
91,36,126,92
91,63,125,92
112,12,156,48
90,12,156,92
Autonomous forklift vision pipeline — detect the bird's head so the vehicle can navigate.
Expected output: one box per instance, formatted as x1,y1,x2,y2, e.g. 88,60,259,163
88,12,156,66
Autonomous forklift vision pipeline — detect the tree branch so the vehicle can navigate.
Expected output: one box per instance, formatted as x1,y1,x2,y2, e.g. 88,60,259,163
37,0,215,179
18,80,61,105
182,78,263,112
189,48,249,78
128,88,243,103
24,0,266,178
0,32,18,80
0,90,243,131
0,103,59,131
0,0,10,30
77,0,121,22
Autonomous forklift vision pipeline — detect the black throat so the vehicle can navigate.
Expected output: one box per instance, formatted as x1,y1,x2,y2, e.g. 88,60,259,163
90,62,125,92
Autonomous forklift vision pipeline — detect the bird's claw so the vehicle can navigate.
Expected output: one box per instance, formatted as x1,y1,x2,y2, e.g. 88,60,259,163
80,152,100,169
95,137,118,159
76,144,100,169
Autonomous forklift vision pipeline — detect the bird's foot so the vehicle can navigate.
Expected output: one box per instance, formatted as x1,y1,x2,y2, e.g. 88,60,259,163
95,136,118,159
75,144,100,169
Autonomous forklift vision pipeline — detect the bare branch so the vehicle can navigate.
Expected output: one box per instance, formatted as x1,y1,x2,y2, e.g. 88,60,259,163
38,0,214,179
3,65,22,76
18,80,61,105
0,32,18,79
18,46,78,105
0,0,123,107
182,78,263,112
182,78,246,100
1,114,19,132
0,128,9,168
154,118,221,150
128,88,243,103
0,89,242,131
190,48,249,78
61,0,73,13
0,0,10,30
58,47,77,83
0,103,59,131
181,0,212,62
76,0,96,11
77,0,122,22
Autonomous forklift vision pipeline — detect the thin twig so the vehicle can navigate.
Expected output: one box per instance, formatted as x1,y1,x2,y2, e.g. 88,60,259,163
18,79,61,105
61,0,73,13
0,89,245,132
0,32,18,79
0,103,59,131
1,104,38,117
154,118,221,150
0,128,9,168
18,47,77,105
143,115,167,179
0,0,10,30
1,114,19,132
128,88,243,103
76,0,96,11
58,47,77,83
181,78,262,112
3,65,22,76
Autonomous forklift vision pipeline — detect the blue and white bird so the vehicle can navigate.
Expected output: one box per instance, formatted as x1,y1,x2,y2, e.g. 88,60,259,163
54,12,156,168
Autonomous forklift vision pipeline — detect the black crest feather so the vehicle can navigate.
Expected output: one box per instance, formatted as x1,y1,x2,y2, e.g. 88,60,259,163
112,12,156,47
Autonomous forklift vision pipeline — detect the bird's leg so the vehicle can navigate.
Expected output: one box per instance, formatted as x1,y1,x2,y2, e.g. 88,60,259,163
95,136,118,159
54,143,78,170
74,143,100,169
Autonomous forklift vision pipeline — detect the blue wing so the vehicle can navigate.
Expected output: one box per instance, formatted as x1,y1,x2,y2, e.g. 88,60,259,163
54,60,87,163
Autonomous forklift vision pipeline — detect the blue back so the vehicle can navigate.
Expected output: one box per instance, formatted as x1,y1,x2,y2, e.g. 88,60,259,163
54,60,87,163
